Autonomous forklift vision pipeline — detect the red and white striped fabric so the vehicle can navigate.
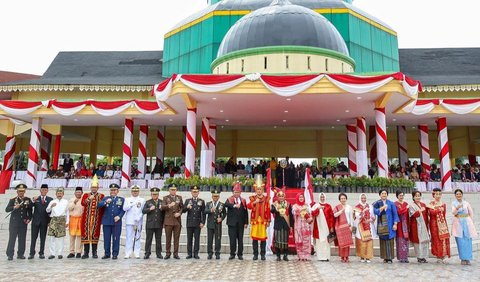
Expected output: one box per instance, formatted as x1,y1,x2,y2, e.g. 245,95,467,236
185,108,197,178
53,135,61,170
137,125,148,178
201,118,210,151
346,124,357,176
405,99,480,115
0,100,165,116
156,126,165,164
41,130,52,166
181,126,186,158
304,167,314,205
3,136,16,171
356,117,368,177
418,125,431,174
200,117,211,177
397,126,408,168
26,118,42,188
368,125,377,166
152,72,422,100
375,107,388,177
209,125,217,171
121,118,134,188
436,118,452,191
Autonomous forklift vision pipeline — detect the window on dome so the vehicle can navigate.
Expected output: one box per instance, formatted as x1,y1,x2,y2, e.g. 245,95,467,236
325,59,329,72
241,59,244,72
286,56,289,69
227,62,229,74
264,57,268,70
307,56,311,70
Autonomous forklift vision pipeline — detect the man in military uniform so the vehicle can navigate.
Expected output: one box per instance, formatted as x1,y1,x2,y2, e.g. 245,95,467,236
205,189,226,260
123,185,145,259
97,183,125,260
5,184,33,260
142,187,165,259
183,186,206,259
29,183,53,259
161,184,183,259
224,183,249,260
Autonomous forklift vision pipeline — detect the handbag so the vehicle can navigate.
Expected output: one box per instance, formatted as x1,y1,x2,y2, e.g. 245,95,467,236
327,231,336,244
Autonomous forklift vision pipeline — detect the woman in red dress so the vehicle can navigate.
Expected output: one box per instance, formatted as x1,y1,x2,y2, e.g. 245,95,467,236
428,188,450,263
395,190,410,263
333,193,353,263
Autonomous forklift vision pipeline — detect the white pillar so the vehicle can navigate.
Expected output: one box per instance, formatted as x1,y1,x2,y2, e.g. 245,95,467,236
185,108,197,178
121,118,134,188
156,126,165,164
137,124,148,178
26,118,42,188
436,117,452,191
209,124,217,173
397,125,408,168
418,125,431,174
356,117,368,177
375,107,388,177
346,124,357,176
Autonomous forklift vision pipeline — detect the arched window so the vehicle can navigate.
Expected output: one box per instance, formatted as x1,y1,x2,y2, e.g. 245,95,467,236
307,56,311,70
226,62,229,74
264,56,268,70
286,55,289,69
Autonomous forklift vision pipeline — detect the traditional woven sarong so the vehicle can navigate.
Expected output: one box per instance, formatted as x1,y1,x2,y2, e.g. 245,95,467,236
48,216,67,238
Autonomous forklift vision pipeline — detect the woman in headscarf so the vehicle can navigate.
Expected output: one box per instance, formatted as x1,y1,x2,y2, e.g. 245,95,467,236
353,193,375,263
292,193,312,261
409,190,430,263
333,193,353,263
394,190,410,263
452,189,478,265
311,193,334,261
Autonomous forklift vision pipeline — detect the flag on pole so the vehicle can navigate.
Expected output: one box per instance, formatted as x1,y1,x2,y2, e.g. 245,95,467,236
304,167,314,205
265,168,275,255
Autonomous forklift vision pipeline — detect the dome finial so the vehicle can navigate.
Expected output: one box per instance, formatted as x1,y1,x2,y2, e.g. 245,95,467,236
270,0,292,6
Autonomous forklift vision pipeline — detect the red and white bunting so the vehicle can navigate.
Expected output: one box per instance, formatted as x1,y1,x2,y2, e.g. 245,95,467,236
375,107,388,177
121,118,134,188
137,125,148,177
418,125,431,174
27,118,42,188
346,124,357,176
185,108,197,178
3,136,16,171
436,118,452,191
153,72,422,100
397,126,408,168
405,99,480,115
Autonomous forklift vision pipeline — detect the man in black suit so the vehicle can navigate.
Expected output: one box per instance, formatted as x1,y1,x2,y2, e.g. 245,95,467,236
6,184,33,260
224,183,249,260
182,186,206,259
142,187,165,259
29,184,53,259
63,154,73,173
205,189,226,260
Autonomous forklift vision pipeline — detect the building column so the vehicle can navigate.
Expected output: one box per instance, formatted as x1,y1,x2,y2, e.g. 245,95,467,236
137,124,148,178
200,117,212,177
375,107,388,177
185,108,197,178
89,126,98,167
209,124,217,173
26,118,42,188
40,130,52,168
2,121,16,171
356,117,368,177
156,126,165,164
181,125,187,160
368,125,377,166
121,118,134,188
52,135,61,170
346,124,357,176
418,125,431,174
397,125,408,168
436,117,452,191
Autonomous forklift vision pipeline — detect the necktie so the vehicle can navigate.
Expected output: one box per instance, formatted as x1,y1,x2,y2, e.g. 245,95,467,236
41,196,45,204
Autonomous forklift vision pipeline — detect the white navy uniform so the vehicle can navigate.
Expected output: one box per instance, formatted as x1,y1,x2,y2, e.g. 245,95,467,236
123,196,145,258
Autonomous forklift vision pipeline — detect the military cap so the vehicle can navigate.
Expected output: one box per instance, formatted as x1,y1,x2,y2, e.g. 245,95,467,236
131,185,141,192
150,187,160,194
168,184,177,190
191,186,199,192
211,189,220,196
109,183,120,190
15,183,27,192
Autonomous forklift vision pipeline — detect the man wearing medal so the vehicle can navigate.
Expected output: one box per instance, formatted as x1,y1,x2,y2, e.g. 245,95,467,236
123,185,145,259
183,186,206,259
5,184,32,260
247,177,271,261
142,187,165,259
205,189,226,260
162,184,183,259
80,175,104,259
97,183,125,260
270,191,293,261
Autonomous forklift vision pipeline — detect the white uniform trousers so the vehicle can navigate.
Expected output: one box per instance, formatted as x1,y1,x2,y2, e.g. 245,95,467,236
125,223,142,258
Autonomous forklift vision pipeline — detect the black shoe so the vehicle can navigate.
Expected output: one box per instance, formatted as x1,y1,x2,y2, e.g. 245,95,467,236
157,254,163,259
229,255,235,260
144,255,150,259
216,255,220,260
28,255,34,260
39,255,45,259
283,255,289,262
76,253,81,259
238,256,243,260
7,257,13,261
92,254,98,259
194,255,200,259
173,255,180,260
253,255,258,261
276,256,281,261
387,260,393,264
67,253,75,259
17,256,25,260
48,255,55,259
208,254,213,260
81,254,89,259
186,255,193,259
112,256,118,260
58,255,63,259
164,255,171,260
261,255,266,261
102,255,110,259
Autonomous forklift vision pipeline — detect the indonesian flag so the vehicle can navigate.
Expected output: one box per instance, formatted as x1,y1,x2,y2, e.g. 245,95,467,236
266,168,275,254
0,170,13,194
304,167,314,205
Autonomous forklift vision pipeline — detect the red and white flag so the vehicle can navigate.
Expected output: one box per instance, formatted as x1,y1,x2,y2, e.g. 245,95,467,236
304,167,314,205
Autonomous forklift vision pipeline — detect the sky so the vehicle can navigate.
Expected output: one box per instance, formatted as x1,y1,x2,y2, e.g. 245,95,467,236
1,0,479,75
